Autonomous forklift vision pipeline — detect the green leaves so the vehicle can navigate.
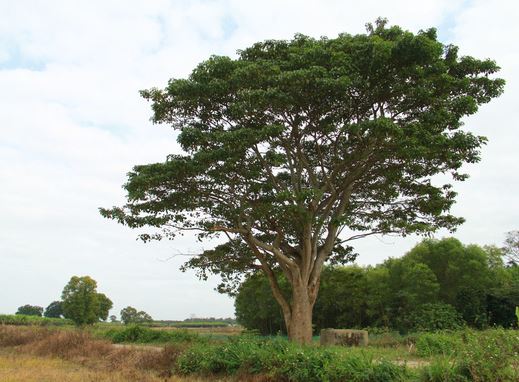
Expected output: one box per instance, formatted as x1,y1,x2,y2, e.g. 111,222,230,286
103,21,504,294
61,276,112,326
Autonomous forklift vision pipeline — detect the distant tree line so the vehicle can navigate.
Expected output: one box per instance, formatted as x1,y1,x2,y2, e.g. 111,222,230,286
15,275,113,326
235,238,519,334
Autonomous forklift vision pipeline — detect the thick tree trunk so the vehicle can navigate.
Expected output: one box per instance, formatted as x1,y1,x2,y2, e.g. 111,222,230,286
285,282,314,345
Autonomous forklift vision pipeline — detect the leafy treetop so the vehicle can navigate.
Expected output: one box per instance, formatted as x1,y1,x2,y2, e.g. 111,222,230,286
101,19,504,343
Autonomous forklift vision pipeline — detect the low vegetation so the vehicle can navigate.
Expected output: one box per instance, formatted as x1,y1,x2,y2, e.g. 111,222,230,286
100,325,201,344
0,325,183,381
0,314,72,326
1,325,517,381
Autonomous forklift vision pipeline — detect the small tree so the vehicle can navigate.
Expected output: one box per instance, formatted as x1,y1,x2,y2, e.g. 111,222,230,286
97,293,113,321
109,315,117,322
120,306,153,324
16,304,43,316
503,231,519,265
44,301,63,318
101,20,504,343
61,276,112,326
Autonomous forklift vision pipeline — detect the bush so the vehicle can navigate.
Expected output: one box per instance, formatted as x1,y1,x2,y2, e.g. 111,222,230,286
369,331,416,348
419,357,468,382
416,332,462,357
101,325,199,344
176,336,407,381
455,328,519,381
0,325,52,346
0,314,73,326
418,329,519,382
406,303,465,332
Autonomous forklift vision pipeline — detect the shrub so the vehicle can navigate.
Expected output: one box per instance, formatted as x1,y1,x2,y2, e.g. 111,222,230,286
0,314,73,326
416,332,462,357
369,331,414,348
418,329,519,382
407,303,464,332
455,328,519,381
419,357,468,382
0,325,180,378
102,325,199,344
0,325,52,346
176,336,407,381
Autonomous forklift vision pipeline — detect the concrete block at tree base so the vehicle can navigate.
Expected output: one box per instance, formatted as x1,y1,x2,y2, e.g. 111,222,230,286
320,329,369,347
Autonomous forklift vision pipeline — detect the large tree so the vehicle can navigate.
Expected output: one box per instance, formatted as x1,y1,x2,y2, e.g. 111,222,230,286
101,20,504,343
61,276,113,326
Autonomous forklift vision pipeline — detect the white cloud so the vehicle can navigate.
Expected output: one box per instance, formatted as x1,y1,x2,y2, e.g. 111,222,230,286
0,0,517,318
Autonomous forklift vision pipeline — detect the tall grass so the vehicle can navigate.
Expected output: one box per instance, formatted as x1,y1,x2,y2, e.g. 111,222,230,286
0,325,180,379
418,328,519,382
0,314,72,326
99,324,202,344
176,335,407,381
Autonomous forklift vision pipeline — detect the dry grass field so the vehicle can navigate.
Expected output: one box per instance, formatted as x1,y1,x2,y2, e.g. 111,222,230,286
0,325,217,382
0,353,182,382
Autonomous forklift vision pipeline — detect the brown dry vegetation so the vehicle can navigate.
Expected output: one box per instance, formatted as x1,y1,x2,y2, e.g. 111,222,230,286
0,325,215,382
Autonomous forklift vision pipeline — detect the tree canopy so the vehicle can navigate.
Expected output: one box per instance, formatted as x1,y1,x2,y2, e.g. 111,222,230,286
235,238,518,333
101,19,504,343
61,276,113,326
16,304,43,317
120,306,153,324
44,301,63,318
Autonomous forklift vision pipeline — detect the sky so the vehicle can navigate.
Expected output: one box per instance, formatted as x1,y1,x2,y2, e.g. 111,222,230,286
1,0,518,320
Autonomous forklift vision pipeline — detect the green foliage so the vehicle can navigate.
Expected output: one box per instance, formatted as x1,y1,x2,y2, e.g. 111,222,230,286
314,266,369,330
96,293,113,321
234,273,287,335
102,325,199,344
455,328,519,381
419,358,467,382
120,306,153,324
419,329,519,381
43,301,63,318
406,238,493,325
176,336,406,381
61,276,112,326
236,237,516,334
101,20,504,343
415,332,463,357
0,314,73,326
15,304,43,316
406,303,464,332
